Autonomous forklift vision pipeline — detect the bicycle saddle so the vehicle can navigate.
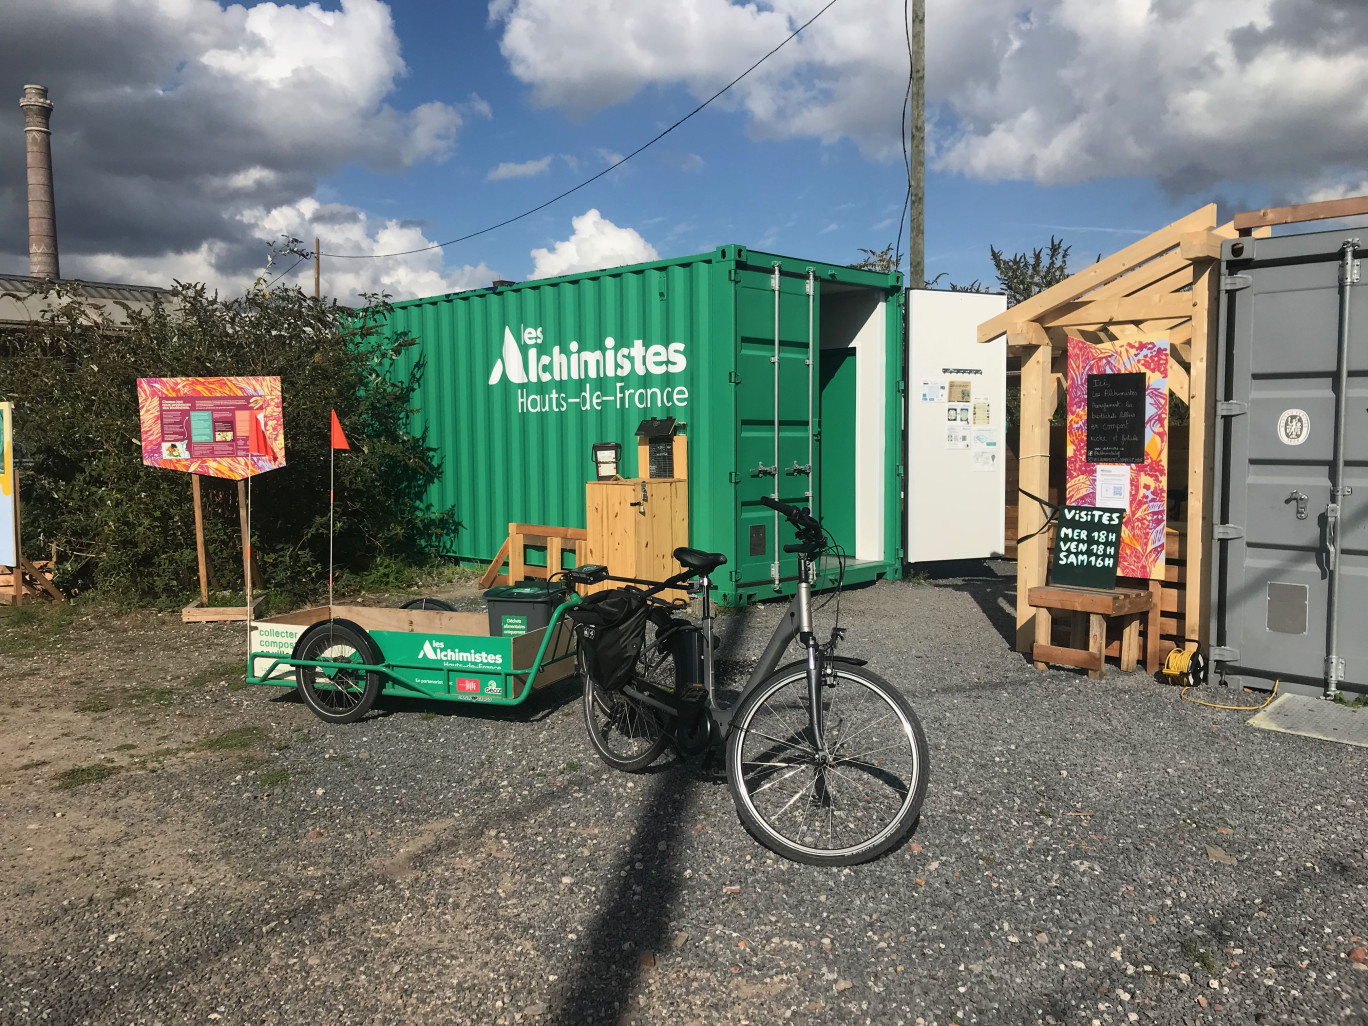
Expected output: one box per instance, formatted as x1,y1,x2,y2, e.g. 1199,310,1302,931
673,546,727,575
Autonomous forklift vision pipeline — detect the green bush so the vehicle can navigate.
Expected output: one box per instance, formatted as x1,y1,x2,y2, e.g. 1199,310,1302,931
0,281,454,605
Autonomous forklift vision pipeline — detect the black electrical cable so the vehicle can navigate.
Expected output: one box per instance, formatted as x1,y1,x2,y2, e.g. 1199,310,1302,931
322,0,844,261
262,254,307,291
894,0,913,272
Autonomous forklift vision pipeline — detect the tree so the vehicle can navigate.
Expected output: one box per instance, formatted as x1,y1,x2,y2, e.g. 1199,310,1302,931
989,236,1071,307
851,245,986,291
0,281,453,604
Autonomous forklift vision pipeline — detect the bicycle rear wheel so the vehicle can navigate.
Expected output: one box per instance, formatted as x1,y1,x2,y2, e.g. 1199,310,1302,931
725,662,928,866
582,671,669,772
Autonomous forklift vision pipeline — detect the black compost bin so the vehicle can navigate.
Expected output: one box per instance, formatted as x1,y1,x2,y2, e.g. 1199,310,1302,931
483,580,566,638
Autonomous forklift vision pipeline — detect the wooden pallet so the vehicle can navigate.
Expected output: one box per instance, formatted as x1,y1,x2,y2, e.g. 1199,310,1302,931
0,557,63,605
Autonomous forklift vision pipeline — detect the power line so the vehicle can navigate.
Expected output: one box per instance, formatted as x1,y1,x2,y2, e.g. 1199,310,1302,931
263,254,307,290
322,0,844,261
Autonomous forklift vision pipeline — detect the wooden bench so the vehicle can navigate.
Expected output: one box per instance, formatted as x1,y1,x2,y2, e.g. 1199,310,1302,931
1027,585,1155,680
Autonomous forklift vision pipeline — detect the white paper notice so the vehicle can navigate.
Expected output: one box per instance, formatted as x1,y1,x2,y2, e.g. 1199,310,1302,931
945,425,970,450
1095,464,1131,509
972,428,999,471
921,379,947,403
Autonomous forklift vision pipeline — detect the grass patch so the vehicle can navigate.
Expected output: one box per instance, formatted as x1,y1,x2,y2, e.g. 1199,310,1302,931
18,759,50,770
75,698,113,713
1037,806,1054,819
123,686,178,708
0,603,76,657
257,768,293,787
197,726,266,752
113,884,137,900
185,660,247,691
1332,691,1368,709
420,711,438,721
1182,940,1218,975
114,743,137,752
54,763,119,789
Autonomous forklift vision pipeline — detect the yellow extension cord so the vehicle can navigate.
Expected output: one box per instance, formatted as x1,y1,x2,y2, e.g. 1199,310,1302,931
1180,679,1278,712
1163,648,1280,711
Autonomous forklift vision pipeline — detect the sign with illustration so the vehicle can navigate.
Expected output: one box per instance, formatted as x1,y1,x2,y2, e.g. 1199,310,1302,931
1051,504,1124,589
1065,337,1169,578
0,402,16,567
138,377,285,479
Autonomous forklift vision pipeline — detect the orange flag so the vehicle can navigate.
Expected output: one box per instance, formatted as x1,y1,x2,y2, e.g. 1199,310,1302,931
248,412,278,461
330,409,350,450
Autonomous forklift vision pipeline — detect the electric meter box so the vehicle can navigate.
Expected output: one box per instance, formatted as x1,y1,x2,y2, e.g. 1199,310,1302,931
904,289,1008,564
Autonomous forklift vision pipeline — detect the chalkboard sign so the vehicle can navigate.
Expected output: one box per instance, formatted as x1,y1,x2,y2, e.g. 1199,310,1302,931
1086,372,1146,464
1051,505,1124,589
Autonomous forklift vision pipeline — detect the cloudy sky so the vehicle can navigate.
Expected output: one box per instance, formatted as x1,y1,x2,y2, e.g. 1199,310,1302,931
1,0,1365,301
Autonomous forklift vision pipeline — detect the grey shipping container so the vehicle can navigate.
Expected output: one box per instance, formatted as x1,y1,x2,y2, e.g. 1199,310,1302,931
1210,229,1367,698
382,246,905,605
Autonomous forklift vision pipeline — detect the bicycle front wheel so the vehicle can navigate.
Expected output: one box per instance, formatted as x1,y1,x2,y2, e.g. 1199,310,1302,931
725,662,928,866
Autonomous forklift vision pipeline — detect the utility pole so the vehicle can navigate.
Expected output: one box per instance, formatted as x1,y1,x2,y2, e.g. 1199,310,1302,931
313,236,320,300
907,0,925,289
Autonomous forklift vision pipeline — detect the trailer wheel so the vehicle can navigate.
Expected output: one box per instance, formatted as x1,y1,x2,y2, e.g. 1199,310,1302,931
294,619,383,723
401,597,457,612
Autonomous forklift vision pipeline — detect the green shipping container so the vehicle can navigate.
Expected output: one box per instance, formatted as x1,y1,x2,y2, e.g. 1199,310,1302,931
383,245,903,604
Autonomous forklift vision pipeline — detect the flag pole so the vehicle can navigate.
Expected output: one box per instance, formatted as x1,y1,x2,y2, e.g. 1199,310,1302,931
329,437,335,612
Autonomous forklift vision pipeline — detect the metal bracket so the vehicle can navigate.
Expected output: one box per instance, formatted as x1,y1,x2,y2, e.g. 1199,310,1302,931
628,480,649,515
771,264,781,292
750,463,777,478
785,462,812,476
1213,523,1244,540
1340,260,1362,285
1216,400,1248,418
1210,646,1239,663
805,272,815,297
1325,655,1346,682
1220,273,1252,292
1286,490,1309,520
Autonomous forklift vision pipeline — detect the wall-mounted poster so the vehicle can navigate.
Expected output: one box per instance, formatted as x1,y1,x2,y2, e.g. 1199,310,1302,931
0,402,15,567
138,377,285,480
1065,337,1168,578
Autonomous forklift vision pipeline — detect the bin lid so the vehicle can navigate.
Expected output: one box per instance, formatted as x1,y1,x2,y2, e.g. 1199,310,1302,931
483,580,566,602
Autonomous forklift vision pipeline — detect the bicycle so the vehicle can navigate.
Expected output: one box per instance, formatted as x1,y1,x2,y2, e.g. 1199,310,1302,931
559,496,929,867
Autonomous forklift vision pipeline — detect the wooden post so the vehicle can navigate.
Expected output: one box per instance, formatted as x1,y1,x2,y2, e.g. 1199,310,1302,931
907,0,925,287
313,236,320,300
11,462,22,606
1185,259,1220,650
1015,341,1052,652
191,474,209,606
237,479,251,605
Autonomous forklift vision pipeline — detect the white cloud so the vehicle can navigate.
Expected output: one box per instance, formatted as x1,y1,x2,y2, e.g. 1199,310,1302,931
490,0,1368,195
76,197,497,301
529,209,658,279
0,0,481,294
486,155,554,181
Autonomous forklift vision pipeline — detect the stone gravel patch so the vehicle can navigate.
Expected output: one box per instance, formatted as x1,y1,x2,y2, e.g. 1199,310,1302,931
2,569,1365,1025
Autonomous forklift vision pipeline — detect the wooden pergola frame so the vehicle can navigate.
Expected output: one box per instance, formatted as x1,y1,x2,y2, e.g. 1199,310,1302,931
979,203,1238,656
980,193,1368,660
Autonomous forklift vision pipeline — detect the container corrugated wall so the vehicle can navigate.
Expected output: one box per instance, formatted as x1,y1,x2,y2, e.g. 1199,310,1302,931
384,246,904,604
386,252,732,566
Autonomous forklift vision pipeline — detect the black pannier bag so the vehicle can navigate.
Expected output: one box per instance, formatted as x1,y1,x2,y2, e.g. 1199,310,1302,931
565,587,649,691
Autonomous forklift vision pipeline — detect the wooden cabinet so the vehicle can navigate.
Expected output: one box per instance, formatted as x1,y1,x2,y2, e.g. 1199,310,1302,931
582,479,689,596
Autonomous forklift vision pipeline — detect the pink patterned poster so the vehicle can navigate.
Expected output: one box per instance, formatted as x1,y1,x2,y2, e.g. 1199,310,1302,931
1065,338,1168,578
138,377,285,480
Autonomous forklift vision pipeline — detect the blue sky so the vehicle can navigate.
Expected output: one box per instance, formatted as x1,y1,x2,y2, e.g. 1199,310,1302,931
2,0,1365,299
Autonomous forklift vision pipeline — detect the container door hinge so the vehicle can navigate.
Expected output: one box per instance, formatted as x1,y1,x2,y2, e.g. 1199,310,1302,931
1216,400,1248,418
728,471,741,484
896,379,906,395
729,569,742,583
1210,646,1238,663
728,269,741,282
1213,523,1244,540
1220,274,1252,292
728,371,741,384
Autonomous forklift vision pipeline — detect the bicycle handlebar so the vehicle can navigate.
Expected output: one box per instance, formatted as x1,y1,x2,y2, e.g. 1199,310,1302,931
759,495,822,534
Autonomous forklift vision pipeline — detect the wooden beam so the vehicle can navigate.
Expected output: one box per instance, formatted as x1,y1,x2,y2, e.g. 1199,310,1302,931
1006,322,1049,349
1172,339,1192,362
1180,231,1224,261
1167,357,1190,404
1075,250,1190,306
478,537,511,589
1185,259,1221,650
1041,292,1193,328
1234,195,1368,234
1015,343,1053,653
978,204,1217,342
191,475,209,606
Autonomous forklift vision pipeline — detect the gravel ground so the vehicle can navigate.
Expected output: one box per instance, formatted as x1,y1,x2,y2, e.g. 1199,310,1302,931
2,567,1366,1026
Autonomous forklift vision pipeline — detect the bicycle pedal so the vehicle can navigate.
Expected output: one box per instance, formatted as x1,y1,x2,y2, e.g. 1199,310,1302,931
678,683,708,704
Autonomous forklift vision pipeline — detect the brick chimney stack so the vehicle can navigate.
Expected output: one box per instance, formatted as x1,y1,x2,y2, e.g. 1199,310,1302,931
20,84,59,279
